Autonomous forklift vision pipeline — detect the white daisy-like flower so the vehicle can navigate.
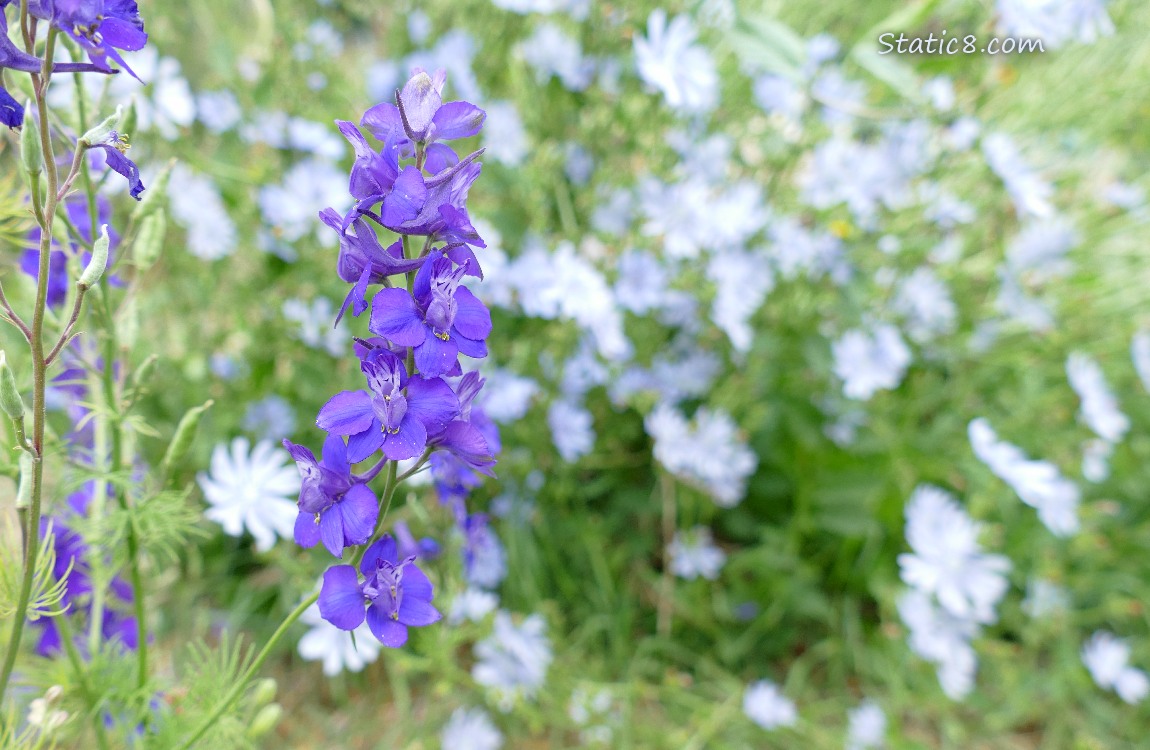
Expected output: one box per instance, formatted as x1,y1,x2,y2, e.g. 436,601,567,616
668,527,727,580
898,485,1011,625
832,324,912,401
633,10,719,114
743,680,797,730
1082,631,1150,705
472,612,553,708
296,601,381,677
197,437,299,552
441,707,503,750
846,700,886,750
1066,353,1129,444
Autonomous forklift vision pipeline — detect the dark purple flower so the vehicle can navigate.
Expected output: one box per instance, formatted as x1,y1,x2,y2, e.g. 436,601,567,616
361,68,486,148
315,347,457,463
27,0,148,80
318,534,441,647
90,134,144,199
369,250,491,377
318,209,423,324
0,86,21,129
428,373,499,483
283,434,378,558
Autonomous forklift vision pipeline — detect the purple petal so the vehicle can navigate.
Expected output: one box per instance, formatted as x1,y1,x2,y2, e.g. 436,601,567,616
336,264,373,326
338,483,378,547
398,597,442,628
431,101,486,140
382,414,427,460
398,71,442,141
360,535,398,574
0,87,23,129
361,102,405,142
366,606,409,647
294,511,321,549
405,377,458,435
369,288,426,346
446,243,483,279
402,564,434,601
346,422,385,463
316,390,374,435
320,433,350,476
414,334,459,378
319,506,345,558
455,334,488,359
97,17,148,52
423,143,459,174
97,145,145,200
319,566,366,630
452,286,492,341
382,166,427,227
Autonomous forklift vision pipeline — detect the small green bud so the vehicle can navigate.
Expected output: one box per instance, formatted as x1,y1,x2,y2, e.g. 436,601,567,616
160,400,214,480
79,106,124,147
131,159,174,224
246,704,282,740
251,678,277,708
132,210,167,271
15,452,33,509
0,351,24,421
77,225,110,289
20,103,42,177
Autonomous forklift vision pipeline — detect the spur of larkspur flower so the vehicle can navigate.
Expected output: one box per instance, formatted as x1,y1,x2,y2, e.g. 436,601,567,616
316,346,457,462
283,434,378,558
370,249,492,377
318,535,441,647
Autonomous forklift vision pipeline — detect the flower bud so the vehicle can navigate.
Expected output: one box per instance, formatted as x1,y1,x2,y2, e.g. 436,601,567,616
251,678,277,708
79,106,124,147
20,103,42,176
77,225,110,289
246,704,282,740
132,210,167,271
15,452,33,509
117,296,139,348
44,686,64,705
0,350,24,421
160,400,214,480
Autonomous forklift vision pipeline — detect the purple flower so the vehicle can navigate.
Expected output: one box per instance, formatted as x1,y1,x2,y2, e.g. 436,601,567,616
369,249,492,377
89,134,145,199
318,209,423,323
395,519,440,559
315,347,458,463
318,534,441,647
26,0,148,79
283,434,378,558
429,371,499,481
0,86,21,129
361,68,486,149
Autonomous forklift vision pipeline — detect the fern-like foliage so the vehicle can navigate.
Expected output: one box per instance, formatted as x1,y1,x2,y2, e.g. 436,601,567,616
0,518,72,623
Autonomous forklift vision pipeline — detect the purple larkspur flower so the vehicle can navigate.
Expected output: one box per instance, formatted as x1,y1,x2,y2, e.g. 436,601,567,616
315,347,457,463
361,67,486,152
318,534,441,647
25,0,148,79
317,209,423,323
89,134,145,199
283,434,378,558
429,371,498,479
369,249,492,377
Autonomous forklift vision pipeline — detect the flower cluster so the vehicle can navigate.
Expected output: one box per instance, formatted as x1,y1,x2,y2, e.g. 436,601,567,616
284,69,496,647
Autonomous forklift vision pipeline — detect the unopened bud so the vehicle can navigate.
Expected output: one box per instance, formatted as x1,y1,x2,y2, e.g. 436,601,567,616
20,103,42,176
77,225,110,289
0,351,24,421
131,159,173,224
44,686,64,705
160,400,214,480
251,678,277,708
133,210,167,270
15,452,33,509
79,106,124,147
246,704,282,740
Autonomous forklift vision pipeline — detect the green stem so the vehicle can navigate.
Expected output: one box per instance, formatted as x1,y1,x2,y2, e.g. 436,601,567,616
173,592,319,750
0,28,60,707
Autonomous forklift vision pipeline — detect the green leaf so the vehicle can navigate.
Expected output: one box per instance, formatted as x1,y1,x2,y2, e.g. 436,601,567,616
729,14,808,82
